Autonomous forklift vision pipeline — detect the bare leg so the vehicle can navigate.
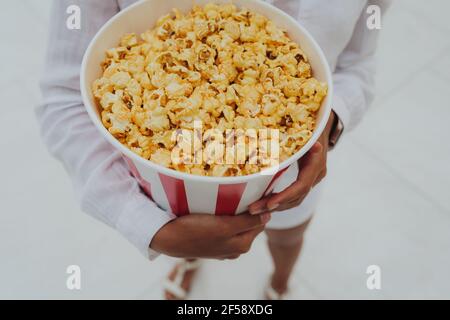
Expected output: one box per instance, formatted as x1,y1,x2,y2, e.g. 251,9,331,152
265,219,311,295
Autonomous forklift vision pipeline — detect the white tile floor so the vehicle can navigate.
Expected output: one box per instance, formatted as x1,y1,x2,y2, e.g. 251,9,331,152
0,0,449,299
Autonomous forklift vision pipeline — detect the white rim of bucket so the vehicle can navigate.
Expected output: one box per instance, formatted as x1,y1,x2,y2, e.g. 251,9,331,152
80,0,333,184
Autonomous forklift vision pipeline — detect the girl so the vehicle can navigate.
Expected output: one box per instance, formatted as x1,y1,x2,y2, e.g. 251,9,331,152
38,0,390,299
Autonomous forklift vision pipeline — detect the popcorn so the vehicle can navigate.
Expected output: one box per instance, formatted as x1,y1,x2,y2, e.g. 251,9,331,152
151,148,172,167
92,3,327,177
109,72,131,88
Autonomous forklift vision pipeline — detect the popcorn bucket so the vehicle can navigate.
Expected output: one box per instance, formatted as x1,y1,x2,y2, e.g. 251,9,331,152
81,0,333,216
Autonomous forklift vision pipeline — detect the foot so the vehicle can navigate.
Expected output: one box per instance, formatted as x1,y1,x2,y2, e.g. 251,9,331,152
265,274,289,300
164,259,200,300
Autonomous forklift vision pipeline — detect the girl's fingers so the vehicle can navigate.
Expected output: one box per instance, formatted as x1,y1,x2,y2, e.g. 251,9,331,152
266,143,324,209
249,143,324,215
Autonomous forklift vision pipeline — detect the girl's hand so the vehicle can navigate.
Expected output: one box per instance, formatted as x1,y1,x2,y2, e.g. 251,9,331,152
150,212,271,259
249,112,336,214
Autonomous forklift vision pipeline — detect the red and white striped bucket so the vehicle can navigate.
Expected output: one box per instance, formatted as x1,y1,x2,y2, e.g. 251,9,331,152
81,0,333,216
124,156,290,216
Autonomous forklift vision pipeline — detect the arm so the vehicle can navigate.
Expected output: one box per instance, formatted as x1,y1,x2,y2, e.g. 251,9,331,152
37,0,175,258
37,0,269,260
332,0,392,131
249,0,391,214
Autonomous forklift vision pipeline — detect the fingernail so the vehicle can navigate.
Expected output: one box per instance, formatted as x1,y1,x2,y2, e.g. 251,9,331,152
267,203,279,211
261,213,272,224
250,208,264,215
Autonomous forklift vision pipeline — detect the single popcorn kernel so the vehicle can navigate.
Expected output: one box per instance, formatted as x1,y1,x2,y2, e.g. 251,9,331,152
92,3,327,177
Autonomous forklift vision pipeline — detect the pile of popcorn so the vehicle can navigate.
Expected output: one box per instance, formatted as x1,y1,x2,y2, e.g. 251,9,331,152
92,3,327,177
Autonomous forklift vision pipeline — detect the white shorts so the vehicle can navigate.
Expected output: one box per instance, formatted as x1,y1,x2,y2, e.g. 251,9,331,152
266,162,324,230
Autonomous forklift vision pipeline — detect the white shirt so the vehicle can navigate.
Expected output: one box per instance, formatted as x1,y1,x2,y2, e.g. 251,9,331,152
37,0,391,259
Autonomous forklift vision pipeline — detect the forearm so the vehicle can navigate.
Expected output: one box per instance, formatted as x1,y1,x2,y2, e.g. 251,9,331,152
37,0,175,259
36,99,176,258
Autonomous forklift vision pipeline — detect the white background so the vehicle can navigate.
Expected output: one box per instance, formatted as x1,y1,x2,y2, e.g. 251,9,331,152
0,0,449,299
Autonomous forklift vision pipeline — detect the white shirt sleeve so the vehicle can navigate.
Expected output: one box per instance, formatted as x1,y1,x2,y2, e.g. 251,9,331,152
36,0,175,259
332,0,392,131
